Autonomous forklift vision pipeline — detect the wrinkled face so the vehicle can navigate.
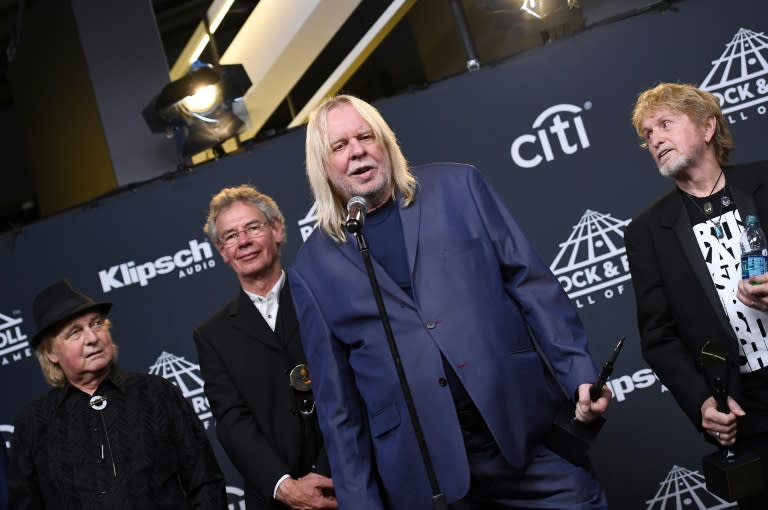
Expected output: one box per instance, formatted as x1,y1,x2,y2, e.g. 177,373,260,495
325,103,393,210
640,107,714,178
46,311,115,384
216,201,284,283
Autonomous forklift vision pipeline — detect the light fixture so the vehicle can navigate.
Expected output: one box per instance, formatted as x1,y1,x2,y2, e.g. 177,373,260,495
143,63,252,159
170,0,236,80
520,0,543,19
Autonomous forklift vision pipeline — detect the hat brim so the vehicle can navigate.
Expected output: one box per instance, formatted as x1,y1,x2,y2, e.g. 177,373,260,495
30,302,112,350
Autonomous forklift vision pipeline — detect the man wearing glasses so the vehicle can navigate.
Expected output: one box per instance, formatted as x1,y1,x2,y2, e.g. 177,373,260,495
194,185,336,510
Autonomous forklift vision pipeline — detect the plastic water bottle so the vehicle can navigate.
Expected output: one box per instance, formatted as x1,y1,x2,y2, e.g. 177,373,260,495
740,215,768,280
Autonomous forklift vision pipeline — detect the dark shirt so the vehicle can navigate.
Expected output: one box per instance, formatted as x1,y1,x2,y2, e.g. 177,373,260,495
363,196,476,422
8,369,226,509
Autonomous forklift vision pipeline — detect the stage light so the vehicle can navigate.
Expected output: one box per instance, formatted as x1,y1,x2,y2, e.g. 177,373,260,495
144,63,252,159
520,0,543,19
519,0,574,19
182,83,220,114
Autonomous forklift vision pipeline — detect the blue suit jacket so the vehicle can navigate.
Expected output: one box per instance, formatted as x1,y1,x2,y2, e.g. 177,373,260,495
289,163,598,509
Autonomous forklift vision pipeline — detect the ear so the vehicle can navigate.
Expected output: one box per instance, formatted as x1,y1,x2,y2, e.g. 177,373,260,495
45,346,60,364
703,115,717,143
273,220,286,247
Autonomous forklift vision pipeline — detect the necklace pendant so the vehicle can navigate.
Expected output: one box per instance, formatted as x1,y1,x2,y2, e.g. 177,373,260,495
714,224,724,239
721,195,731,207
703,201,714,215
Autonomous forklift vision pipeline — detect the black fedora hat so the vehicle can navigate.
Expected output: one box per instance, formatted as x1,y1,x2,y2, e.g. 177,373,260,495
31,279,112,349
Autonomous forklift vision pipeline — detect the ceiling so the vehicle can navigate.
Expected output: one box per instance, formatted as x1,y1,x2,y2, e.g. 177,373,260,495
0,0,669,232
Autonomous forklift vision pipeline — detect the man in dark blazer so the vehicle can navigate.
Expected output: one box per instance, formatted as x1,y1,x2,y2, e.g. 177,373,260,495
194,185,336,510
625,83,768,509
289,95,611,509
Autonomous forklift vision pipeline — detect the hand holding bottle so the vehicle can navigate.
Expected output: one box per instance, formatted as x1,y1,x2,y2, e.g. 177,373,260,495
738,215,768,310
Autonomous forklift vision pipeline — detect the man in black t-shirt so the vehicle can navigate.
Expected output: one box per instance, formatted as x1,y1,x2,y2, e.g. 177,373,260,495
625,82,768,509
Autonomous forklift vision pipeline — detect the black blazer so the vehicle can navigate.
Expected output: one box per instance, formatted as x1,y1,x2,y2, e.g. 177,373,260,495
625,161,768,432
193,282,328,509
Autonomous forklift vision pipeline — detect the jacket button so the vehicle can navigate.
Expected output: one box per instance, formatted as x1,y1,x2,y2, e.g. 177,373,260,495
438,377,448,387
426,321,437,329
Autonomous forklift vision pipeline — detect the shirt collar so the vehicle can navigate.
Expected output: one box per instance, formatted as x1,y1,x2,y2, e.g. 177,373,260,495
55,365,127,407
244,270,286,303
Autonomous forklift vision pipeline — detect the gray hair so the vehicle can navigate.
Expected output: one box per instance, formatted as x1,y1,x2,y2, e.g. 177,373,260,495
204,184,286,245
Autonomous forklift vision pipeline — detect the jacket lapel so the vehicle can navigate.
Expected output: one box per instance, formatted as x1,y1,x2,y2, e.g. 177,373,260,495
398,191,421,285
334,202,415,306
276,281,306,364
229,290,283,351
662,192,735,338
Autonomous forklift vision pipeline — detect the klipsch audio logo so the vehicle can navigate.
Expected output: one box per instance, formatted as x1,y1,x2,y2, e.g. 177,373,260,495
149,351,213,429
700,27,768,124
510,102,592,168
298,202,319,242
646,465,735,510
549,210,631,308
0,311,32,366
98,239,216,293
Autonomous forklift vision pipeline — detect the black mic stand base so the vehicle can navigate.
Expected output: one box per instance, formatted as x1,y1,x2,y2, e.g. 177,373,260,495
702,448,764,501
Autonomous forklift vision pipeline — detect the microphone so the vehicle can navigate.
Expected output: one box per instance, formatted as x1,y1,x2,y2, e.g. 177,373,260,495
345,196,368,234
589,337,625,401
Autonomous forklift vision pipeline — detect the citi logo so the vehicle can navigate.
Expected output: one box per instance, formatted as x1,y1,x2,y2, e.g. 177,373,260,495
700,27,768,123
98,239,215,293
149,351,213,429
646,465,735,509
510,102,592,168
298,202,318,242
0,311,32,367
549,210,632,308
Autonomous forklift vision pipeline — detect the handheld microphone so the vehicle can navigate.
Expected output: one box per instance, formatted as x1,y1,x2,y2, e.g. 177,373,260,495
589,337,625,401
345,196,368,234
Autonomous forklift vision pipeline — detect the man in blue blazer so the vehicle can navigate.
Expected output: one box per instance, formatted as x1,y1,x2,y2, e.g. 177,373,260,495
289,95,611,509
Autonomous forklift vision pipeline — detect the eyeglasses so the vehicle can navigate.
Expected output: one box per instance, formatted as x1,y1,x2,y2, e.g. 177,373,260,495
219,221,269,247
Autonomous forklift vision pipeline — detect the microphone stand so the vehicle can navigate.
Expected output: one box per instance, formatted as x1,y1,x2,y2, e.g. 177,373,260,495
348,223,448,510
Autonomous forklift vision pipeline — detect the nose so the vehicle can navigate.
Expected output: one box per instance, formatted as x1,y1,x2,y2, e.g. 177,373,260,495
348,137,365,157
83,326,100,344
649,131,664,149
236,229,251,245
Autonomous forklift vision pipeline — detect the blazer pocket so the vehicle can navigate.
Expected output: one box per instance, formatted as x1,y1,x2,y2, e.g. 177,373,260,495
370,402,401,438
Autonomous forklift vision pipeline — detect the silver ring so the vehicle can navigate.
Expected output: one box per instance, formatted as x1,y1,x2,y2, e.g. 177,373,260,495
716,431,721,439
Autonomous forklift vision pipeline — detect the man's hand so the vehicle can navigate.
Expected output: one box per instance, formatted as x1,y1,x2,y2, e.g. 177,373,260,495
574,382,612,423
275,472,337,510
737,277,768,311
701,395,745,446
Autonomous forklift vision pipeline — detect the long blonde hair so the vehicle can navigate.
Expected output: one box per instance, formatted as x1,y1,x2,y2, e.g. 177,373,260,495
305,95,417,242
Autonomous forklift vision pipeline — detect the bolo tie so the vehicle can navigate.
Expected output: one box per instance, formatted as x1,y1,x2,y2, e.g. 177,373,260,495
89,395,118,478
